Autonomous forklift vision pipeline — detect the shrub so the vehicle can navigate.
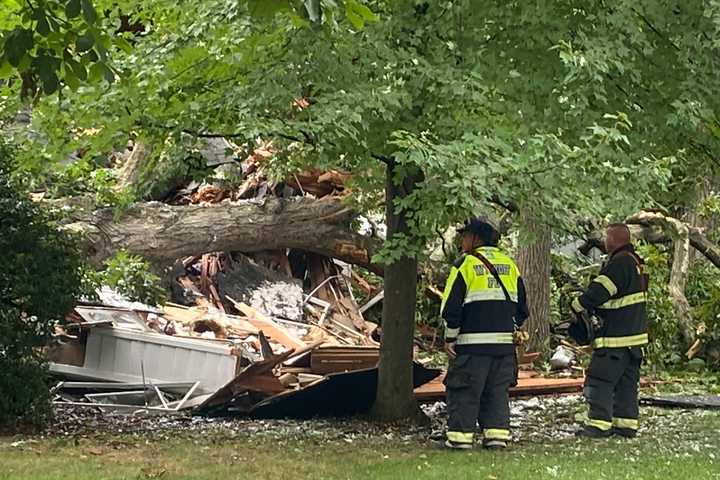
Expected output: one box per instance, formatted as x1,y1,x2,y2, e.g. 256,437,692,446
99,249,168,306
0,142,84,429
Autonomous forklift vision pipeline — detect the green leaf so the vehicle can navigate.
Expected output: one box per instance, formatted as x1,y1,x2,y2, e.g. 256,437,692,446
66,58,87,81
41,71,59,94
246,0,289,17
345,0,376,28
115,37,133,54
345,8,363,29
75,34,94,52
87,61,113,83
4,28,34,67
85,49,98,62
0,59,13,79
36,15,50,36
88,61,104,82
64,70,80,90
65,0,82,19
101,63,114,83
81,0,97,24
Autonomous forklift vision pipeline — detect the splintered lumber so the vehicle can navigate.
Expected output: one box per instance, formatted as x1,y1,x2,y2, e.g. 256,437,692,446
163,304,259,336
310,345,380,374
350,270,374,296
413,374,585,402
196,349,295,414
228,298,307,351
279,373,299,387
359,291,384,314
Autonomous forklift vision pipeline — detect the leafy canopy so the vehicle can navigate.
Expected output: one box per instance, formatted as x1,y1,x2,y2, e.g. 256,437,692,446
7,1,720,258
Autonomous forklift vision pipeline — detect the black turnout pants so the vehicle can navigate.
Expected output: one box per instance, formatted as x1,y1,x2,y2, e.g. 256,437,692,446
584,347,642,431
445,354,516,444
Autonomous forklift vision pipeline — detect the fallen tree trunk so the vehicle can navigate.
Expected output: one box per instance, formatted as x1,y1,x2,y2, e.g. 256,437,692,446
58,197,382,273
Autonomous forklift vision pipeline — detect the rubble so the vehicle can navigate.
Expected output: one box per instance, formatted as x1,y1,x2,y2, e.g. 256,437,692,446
48,242,438,417
50,270,586,418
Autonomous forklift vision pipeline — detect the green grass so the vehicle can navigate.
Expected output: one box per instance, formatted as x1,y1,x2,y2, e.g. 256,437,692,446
2,410,720,480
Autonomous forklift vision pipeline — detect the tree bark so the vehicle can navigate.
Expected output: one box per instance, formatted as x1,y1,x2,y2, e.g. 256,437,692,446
668,211,696,348
517,214,552,351
116,142,151,190
579,224,669,255
56,196,381,273
371,162,425,423
626,211,720,268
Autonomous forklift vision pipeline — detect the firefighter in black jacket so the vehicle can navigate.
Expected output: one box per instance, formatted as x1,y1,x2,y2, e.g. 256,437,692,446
440,217,529,449
572,223,648,438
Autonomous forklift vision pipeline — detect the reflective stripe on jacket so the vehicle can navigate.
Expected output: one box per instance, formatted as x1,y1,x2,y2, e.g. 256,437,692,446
571,245,648,349
441,246,528,356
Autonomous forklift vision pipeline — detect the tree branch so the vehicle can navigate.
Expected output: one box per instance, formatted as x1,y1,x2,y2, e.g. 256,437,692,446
626,210,720,268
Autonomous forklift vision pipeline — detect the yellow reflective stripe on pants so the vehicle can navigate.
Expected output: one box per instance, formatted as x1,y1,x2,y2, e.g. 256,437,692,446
598,292,646,309
593,275,618,296
613,417,639,430
593,333,649,348
456,332,514,345
447,431,474,444
587,419,612,431
484,429,511,441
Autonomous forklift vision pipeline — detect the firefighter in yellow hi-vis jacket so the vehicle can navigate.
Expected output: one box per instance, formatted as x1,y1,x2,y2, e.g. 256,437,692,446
439,217,529,450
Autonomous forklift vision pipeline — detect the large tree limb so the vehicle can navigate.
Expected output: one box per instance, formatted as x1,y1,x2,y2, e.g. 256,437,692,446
579,223,669,255
58,197,382,273
626,211,720,268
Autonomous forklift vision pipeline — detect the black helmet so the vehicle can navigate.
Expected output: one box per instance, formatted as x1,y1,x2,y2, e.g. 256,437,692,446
457,216,500,246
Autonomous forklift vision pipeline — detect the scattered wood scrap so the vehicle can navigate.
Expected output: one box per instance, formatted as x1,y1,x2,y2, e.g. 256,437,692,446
230,299,308,351
413,375,586,402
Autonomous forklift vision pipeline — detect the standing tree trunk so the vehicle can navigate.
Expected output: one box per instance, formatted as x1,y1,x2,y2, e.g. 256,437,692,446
669,212,696,348
517,214,552,351
669,179,711,351
371,162,426,423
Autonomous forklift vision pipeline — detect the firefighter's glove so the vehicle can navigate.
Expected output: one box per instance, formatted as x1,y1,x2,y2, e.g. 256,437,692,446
513,330,530,346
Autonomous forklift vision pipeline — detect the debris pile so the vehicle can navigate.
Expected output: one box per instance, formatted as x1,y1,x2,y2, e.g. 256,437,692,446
48,242,440,417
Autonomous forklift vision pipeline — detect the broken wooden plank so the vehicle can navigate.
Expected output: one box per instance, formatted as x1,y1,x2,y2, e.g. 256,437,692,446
413,374,585,402
284,340,326,366
310,345,380,374
226,297,307,351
